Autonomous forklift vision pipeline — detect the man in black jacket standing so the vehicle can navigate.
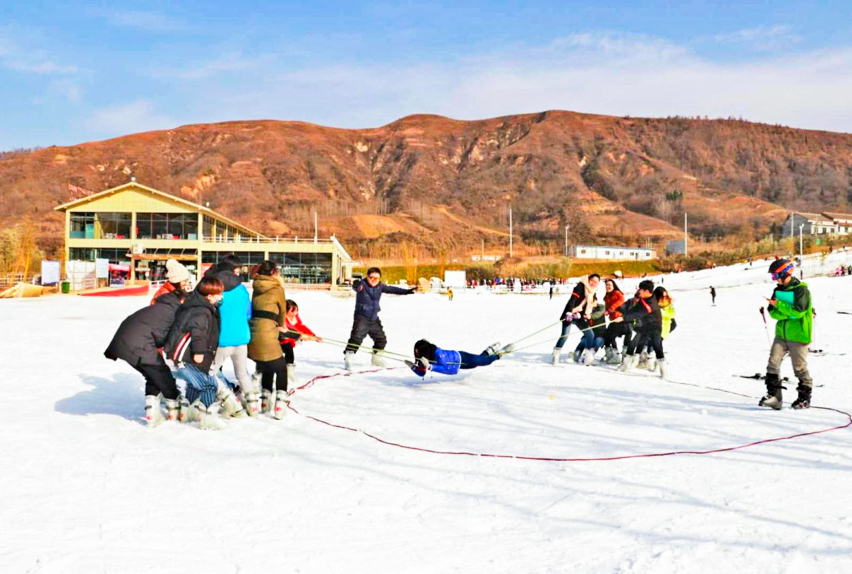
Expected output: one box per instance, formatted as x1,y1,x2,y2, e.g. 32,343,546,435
344,267,416,370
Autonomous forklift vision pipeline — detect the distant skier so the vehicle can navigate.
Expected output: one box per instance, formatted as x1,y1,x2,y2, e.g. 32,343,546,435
448,287,454,302
551,274,600,365
406,339,514,377
344,267,416,370
710,286,716,306
759,259,814,410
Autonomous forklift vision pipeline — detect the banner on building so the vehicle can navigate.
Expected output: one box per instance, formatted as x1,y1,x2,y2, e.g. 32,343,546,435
41,260,61,285
96,258,110,279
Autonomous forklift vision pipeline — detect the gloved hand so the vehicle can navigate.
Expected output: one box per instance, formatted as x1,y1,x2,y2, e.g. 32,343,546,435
417,357,431,371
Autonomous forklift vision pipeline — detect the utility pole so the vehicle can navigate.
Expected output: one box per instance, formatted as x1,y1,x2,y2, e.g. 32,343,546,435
564,224,570,256
684,212,688,257
799,223,804,258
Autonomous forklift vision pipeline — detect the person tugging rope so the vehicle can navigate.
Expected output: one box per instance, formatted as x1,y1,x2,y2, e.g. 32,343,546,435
760,259,814,410
406,339,514,377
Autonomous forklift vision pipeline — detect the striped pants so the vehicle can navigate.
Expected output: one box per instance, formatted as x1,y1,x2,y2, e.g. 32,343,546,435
175,364,220,408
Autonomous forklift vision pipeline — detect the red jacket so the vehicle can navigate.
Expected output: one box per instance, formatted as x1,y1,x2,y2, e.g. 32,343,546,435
604,290,625,320
280,314,315,347
150,282,177,305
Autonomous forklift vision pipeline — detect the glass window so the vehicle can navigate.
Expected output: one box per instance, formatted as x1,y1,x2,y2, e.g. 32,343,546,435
70,213,95,239
98,213,131,239
137,213,199,240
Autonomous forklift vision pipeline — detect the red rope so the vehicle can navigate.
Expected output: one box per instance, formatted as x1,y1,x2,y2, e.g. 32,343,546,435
287,368,852,463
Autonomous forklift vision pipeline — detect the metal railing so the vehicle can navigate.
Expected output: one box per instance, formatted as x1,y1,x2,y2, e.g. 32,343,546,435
202,236,336,245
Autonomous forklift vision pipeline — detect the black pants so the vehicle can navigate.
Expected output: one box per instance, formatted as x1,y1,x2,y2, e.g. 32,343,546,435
627,330,664,360
134,360,180,400
345,315,387,354
282,343,295,365
256,356,288,392
604,322,630,351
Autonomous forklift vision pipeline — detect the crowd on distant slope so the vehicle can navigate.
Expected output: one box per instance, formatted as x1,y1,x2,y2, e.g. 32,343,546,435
104,255,815,430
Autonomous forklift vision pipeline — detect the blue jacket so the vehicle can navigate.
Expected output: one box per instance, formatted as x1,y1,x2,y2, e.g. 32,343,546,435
218,283,251,347
353,279,412,321
412,347,461,377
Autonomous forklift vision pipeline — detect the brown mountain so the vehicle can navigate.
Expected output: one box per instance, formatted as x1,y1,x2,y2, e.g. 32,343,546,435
2,110,852,259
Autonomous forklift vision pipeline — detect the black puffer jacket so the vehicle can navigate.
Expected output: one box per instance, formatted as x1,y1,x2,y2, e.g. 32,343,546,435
352,279,414,321
164,290,221,373
621,294,662,334
104,291,182,366
204,261,242,292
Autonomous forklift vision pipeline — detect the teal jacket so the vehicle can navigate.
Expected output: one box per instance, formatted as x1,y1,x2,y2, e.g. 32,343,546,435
768,278,812,345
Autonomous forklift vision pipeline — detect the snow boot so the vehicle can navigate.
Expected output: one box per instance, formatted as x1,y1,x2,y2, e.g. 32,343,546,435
485,342,502,356
144,394,165,428
217,382,246,419
273,390,290,420
261,389,274,414
164,398,181,422
791,384,812,410
618,354,638,373
286,363,299,388
344,352,355,371
551,348,561,365
199,402,228,431
371,351,387,368
582,348,595,366
657,359,668,380
758,374,784,410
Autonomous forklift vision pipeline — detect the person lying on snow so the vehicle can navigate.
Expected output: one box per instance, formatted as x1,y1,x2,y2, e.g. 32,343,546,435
406,339,515,377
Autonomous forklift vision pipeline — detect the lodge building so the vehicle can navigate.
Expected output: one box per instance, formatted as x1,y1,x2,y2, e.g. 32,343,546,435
54,180,352,287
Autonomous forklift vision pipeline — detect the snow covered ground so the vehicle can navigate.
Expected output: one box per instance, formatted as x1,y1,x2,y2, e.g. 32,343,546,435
1,266,851,573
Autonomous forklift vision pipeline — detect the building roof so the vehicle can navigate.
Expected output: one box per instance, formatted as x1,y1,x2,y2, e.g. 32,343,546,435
54,181,265,238
821,212,852,222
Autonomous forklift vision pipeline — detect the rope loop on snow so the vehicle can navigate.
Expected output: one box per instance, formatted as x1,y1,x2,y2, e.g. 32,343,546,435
286,367,852,463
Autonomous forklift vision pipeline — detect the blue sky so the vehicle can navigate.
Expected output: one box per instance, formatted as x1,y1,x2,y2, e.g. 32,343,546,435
2,0,851,149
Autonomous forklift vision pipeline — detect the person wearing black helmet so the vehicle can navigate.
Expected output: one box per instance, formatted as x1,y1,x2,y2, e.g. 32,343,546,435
760,259,814,410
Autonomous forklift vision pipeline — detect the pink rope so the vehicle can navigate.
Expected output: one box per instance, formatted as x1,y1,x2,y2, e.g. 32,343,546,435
287,368,852,463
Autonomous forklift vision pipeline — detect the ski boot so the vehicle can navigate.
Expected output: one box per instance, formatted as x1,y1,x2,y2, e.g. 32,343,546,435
344,352,355,371
273,390,290,420
243,392,260,417
164,397,181,422
198,402,228,431
636,351,653,370
261,389,274,414
551,348,561,365
572,349,582,363
657,359,668,380
618,354,638,373
485,342,502,356
791,384,812,410
144,394,165,428
217,381,246,418
582,348,595,366
286,363,299,388
178,396,191,423
498,343,515,355
371,351,388,368
605,347,622,365
758,373,784,410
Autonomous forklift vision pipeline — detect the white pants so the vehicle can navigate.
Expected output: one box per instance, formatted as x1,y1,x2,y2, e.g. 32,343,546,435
211,345,256,393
